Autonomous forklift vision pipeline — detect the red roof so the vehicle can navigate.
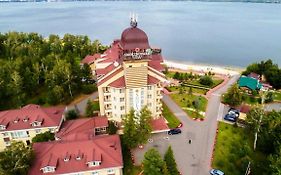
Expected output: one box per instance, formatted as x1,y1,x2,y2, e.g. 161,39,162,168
81,54,100,64
96,63,117,76
29,135,123,175
0,104,64,131
120,27,150,50
148,66,166,79
148,75,160,85
248,72,260,80
151,117,169,133
97,67,124,86
239,105,251,114
108,76,126,88
56,117,108,141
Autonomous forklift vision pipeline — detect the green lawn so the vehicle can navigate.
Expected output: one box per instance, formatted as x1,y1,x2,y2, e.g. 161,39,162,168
170,93,207,119
273,91,281,101
162,102,181,128
166,86,208,95
213,122,253,175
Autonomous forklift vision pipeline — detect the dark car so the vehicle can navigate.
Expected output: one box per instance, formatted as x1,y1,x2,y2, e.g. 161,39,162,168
224,113,237,122
168,128,182,135
210,169,224,175
228,108,240,117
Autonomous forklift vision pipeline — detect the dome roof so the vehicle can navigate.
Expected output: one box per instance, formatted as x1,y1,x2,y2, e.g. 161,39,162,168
120,27,150,50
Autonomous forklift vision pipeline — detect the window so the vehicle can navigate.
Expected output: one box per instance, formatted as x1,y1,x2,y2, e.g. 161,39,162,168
148,94,152,99
2,132,8,137
92,172,99,175
120,98,125,102
148,86,152,90
48,128,55,133
120,106,125,110
129,89,133,107
95,128,101,132
119,89,123,93
101,127,106,132
129,65,132,67
148,103,152,107
11,131,28,139
107,169,115,174
35,129,41,134
42,166,55,173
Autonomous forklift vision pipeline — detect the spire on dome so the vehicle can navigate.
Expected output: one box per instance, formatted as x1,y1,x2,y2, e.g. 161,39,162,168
130,12,138,28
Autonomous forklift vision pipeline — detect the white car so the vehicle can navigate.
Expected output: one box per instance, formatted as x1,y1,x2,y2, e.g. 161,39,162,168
210,169,225,175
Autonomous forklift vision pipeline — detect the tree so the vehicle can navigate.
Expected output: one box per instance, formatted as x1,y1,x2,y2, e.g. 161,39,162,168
137,106,152,145
0,141,34,175
108,121,118,135
173,72,180,80
85,99,95,117
199,75,213,86
122,109,139,148
122,107,153,148
143,148,166,175
269,148,281,175
32,131,55,143
164,146,180,175
222,84,243,107
245,107,265,150
65,109,79,120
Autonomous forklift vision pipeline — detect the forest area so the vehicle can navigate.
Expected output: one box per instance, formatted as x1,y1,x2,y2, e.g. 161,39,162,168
0,32,107,110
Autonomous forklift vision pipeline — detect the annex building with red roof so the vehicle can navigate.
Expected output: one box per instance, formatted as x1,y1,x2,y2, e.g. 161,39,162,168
82,17,169,133
0,104,65,151
29,135,123,175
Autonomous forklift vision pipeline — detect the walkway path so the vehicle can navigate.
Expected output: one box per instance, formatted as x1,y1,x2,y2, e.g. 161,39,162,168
162,74,240,175
67,91,99,115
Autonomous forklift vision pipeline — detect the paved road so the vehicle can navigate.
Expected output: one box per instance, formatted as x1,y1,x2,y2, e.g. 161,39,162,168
67,91,99,115
162,74,240,175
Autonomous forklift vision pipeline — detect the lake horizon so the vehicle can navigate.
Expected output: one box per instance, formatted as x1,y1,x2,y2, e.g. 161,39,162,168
1,1,280,67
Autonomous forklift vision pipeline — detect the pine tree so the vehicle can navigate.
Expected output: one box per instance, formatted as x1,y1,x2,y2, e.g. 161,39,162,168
143,148,165,175
164,146,180,175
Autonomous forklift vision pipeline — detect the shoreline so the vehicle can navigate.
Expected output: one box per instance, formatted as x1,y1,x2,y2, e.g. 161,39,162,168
164,59,242,76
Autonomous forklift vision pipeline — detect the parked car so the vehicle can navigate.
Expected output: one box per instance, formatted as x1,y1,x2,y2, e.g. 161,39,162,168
224,113,237,122
228,108,240,117
210,169,224,175
168,128,182,135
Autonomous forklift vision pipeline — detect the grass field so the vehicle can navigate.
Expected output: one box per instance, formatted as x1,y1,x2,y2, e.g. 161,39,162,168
170,93,207,119
166,86,208,95
162,102,181,128
213,122,253,175
273,91,281,101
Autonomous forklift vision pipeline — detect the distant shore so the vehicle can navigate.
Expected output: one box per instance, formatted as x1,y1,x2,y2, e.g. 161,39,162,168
164,59,243,76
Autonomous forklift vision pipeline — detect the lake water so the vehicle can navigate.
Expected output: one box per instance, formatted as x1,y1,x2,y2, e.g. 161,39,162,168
0,1,281,67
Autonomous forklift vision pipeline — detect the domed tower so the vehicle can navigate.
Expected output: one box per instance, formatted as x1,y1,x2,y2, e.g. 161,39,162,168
120,15,153,61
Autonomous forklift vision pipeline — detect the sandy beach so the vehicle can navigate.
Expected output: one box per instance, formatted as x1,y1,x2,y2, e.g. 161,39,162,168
164,60,242,76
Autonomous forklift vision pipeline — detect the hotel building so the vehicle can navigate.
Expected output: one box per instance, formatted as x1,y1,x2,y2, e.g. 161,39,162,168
82,18,167,123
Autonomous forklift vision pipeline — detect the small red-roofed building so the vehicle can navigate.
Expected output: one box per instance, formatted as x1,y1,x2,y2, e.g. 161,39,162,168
55,117,108,141
82,17,168,124
29,135,123,175
0,104,65,151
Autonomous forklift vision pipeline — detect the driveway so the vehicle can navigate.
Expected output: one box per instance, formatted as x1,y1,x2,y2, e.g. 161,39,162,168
67,91,99,115
133,74,240,175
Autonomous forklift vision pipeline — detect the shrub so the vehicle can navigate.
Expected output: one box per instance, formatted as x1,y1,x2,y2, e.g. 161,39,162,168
82,84,97,94
199,76,213,86
66,109,79,120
